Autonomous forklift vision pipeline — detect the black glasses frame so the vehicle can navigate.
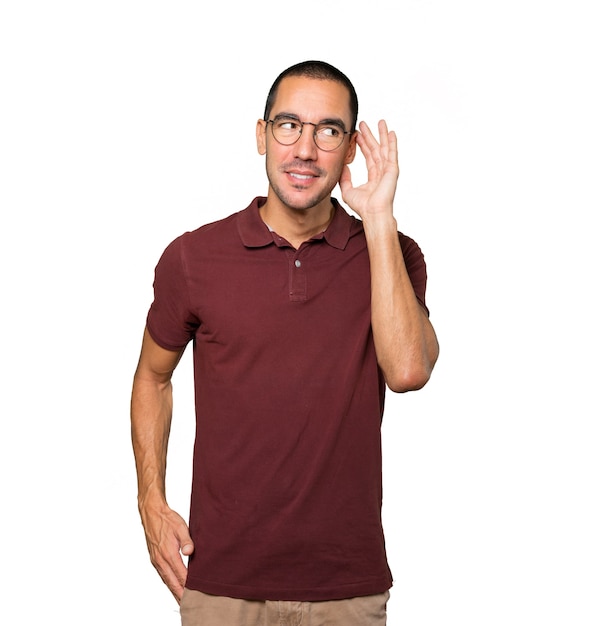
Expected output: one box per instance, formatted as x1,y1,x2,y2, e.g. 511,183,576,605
265,117,353,152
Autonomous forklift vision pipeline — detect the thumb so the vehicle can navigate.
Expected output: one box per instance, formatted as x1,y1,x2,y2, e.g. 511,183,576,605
339,164,353,198
181,542,194,556
175,519,194,555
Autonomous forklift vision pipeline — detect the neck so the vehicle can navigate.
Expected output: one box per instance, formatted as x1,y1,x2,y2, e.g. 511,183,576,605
259,195,335,249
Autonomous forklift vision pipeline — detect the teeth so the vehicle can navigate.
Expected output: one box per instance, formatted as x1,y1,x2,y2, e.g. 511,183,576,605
292,173,313,180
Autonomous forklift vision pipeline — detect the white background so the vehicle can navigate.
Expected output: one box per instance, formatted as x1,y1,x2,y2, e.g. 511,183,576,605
1,1,590,624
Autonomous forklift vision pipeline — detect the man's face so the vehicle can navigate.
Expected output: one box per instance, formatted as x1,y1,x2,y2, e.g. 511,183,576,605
256,76,357,212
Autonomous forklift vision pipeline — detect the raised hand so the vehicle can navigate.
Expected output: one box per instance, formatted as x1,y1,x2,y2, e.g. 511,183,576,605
339,120,399,221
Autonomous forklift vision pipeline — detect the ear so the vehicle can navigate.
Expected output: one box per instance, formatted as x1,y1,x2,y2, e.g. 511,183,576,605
256,119,267,155
344,130,358,165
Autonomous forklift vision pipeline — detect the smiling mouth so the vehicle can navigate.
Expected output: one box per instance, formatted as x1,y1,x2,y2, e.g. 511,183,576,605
282,160,324,182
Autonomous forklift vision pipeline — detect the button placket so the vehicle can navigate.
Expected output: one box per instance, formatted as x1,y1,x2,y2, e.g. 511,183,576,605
287,251,307,301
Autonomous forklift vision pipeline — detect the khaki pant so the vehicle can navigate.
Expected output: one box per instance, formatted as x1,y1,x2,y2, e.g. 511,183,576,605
180,589,390,626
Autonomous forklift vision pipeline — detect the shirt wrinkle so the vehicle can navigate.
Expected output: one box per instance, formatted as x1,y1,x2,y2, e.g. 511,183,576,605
146,195,429,601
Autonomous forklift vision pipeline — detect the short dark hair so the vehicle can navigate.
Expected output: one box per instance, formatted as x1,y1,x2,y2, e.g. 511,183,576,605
263,60,358,132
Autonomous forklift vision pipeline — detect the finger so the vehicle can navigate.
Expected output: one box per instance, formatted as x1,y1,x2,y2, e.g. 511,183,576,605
152,551,186,603
355,124,381,176
386,124,397,152
171,553,189,593
149,529,191,600
365,121,392,174
356,121,378,154
378,119,389,150
339,163,352,191
387,129,399,177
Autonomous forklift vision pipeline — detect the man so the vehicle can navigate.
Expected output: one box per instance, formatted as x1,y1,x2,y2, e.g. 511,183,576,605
131,60,439,625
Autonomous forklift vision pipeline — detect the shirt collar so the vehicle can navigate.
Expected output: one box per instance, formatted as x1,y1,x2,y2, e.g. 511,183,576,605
237,197,361,250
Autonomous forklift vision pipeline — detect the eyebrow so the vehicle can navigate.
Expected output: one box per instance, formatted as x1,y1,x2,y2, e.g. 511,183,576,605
273,112,348,132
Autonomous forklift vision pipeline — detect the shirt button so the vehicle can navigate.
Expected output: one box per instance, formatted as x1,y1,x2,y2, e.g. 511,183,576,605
294,260,302,268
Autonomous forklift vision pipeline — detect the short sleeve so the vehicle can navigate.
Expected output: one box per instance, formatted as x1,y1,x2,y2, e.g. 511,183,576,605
146,234,200,350
399,232,430,315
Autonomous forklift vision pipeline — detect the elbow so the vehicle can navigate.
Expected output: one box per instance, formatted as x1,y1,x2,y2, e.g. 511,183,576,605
380,336,440,393
381,350,439,393
384,366,432,393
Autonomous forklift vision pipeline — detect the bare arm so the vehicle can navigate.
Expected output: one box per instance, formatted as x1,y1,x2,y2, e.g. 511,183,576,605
340,121,439,392
130,327,193,602
363,215,439,391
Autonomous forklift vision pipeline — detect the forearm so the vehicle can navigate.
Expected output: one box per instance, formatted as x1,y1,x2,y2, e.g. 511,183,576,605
130,374,174,511
131,374,193,602
129,330,192,601
364,215,439,392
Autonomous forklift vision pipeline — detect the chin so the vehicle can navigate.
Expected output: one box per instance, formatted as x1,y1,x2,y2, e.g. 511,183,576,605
272,186,330,212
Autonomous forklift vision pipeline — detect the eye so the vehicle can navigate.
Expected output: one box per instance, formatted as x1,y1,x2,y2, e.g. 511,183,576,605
275,117,301,131
317,125,342,138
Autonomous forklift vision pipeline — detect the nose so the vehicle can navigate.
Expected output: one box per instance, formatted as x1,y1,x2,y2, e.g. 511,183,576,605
293,123,318,160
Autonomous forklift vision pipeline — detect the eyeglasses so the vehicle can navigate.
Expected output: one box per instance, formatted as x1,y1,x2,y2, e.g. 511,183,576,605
266,116,353,152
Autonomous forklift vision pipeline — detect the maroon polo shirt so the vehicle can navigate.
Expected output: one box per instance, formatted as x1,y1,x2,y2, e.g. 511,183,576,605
146,197,429,601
